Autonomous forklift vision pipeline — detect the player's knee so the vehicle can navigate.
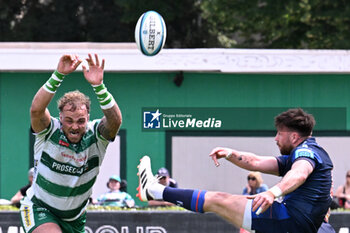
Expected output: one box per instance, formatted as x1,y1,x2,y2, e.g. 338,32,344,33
206,191,232,204
204,191,239,214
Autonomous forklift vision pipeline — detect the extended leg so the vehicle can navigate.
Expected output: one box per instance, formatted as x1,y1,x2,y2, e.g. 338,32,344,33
137,156,248,229
204,191,248,227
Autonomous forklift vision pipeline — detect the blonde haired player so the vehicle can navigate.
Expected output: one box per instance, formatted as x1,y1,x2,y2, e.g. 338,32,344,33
20,54,122,233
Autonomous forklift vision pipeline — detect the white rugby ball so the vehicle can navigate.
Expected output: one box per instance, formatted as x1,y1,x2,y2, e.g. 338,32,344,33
135,11,166,56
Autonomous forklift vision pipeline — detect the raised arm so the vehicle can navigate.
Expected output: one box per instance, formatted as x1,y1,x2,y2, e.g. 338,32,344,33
209,147,279,175
30,55,82,133
82,54,122,140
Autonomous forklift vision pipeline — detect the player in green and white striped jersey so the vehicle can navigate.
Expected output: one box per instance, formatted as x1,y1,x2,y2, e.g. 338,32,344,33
20,54,122,233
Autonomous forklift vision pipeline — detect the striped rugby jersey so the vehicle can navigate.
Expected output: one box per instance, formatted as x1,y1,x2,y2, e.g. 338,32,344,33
26,117,109,221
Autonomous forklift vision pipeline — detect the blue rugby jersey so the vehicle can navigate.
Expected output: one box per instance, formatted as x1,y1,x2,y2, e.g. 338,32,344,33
277,137,333,233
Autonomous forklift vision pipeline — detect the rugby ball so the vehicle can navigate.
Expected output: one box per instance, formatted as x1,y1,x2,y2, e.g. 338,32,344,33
135,11,166,56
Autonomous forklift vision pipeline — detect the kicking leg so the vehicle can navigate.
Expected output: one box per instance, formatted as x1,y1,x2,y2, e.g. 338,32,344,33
163,187,248,228
204,191,248,227
137,156,248,229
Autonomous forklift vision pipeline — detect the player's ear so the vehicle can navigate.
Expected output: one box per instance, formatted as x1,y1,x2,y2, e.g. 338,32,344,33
291,132,299,143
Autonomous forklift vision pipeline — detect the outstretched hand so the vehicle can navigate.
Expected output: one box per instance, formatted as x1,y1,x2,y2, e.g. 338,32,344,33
209,147,233,167
246,190,275,215
82,54,105,85
57,55,82,75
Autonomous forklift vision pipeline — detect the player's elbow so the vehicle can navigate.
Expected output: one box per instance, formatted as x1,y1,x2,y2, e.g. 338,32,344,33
298,172,309,183
291,172,309,187
30,105,43,118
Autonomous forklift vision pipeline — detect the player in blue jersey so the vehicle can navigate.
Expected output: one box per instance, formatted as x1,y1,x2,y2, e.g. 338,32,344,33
137,108,333,233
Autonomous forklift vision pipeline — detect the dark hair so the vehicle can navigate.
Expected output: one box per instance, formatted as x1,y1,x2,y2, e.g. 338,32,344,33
57,90,90,113
274,108,315,137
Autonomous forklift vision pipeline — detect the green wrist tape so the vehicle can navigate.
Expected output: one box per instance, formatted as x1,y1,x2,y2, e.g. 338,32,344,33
92,83,116,110
43,70,65,93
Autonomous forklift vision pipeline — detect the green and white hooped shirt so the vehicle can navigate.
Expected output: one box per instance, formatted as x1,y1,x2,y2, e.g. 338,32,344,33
26,117,109,221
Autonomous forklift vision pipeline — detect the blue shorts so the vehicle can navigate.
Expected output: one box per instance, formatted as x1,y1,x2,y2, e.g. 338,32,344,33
244,200,300,233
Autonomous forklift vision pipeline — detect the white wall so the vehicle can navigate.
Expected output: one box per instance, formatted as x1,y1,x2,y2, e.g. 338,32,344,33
2,43,350,74
91,136,120,200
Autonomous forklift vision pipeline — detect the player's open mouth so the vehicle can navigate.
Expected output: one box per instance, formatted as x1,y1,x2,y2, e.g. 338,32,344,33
70,131,79,136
